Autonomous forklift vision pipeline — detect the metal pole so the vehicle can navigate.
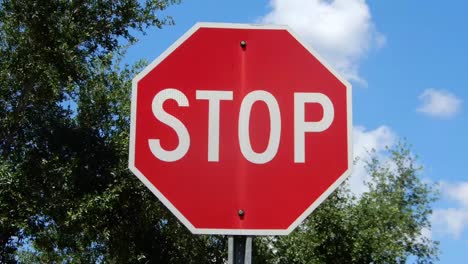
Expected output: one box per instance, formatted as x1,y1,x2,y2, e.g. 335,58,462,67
228,236,252,264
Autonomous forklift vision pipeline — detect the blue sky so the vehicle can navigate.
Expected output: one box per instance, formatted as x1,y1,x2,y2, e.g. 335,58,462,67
125,0,467,262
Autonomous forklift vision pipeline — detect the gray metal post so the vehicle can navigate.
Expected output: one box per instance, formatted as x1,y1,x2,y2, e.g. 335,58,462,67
228,236,252,264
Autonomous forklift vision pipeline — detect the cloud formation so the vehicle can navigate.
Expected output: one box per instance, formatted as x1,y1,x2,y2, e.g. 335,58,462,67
417,89,462,119
349,125,397,195
261,0,384,84
433,182,468,238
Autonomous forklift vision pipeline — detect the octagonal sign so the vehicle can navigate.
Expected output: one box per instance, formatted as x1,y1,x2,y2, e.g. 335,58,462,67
129,23,352,235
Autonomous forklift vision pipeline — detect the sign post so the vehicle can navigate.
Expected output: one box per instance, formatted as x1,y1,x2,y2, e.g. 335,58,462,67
129,22,352,256
228,236,252,264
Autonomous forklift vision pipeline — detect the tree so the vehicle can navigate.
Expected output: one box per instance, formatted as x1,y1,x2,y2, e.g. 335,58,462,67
1,1,227,263
1,1,439,263
269,143,439,264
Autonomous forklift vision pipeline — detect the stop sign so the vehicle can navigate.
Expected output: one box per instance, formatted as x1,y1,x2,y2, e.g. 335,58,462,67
129,23,352,235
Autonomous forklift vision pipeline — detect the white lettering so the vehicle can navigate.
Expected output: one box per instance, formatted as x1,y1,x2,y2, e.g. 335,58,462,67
294,92,334,163
238,90,281,164
149,88,190,162
196,90,233,162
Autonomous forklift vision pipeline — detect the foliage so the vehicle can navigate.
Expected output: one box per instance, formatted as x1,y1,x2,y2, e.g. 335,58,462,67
269,144,439,264
0,1,438,263
0,0,228,263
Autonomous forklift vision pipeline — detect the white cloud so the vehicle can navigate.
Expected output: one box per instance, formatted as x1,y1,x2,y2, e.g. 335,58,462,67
349,125,397,195
433,208,468,239
420,227,432,241
442,182,468,207
417,89,462,119
261,0,384,84
433,181,468,239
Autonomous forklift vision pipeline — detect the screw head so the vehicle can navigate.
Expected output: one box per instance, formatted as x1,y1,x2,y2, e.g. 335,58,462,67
238,209,245,217
240,40,247,48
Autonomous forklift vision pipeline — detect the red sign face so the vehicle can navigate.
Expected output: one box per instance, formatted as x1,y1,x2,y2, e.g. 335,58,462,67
129,23,352,235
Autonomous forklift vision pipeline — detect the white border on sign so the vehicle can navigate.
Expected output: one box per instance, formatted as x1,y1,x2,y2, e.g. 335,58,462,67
128,22,353,236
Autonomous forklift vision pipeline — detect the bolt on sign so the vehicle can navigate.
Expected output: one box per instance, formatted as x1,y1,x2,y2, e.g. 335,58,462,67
129,23,353,235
